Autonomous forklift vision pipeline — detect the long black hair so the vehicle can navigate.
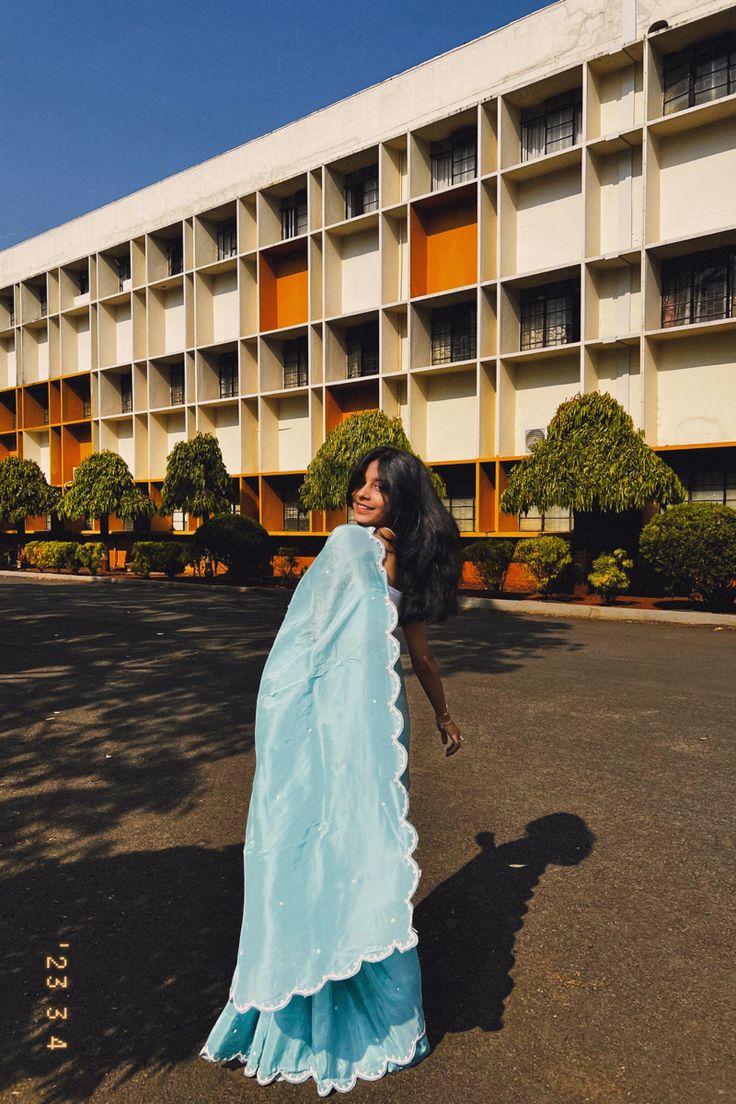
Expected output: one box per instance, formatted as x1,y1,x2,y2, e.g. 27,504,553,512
346,446,463,625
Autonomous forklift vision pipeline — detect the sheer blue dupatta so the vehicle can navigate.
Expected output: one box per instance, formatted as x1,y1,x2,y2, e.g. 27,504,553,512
226,521,420,1013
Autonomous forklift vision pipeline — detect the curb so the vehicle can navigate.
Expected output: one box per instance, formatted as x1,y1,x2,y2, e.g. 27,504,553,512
1,570,733,628
458,595,735,628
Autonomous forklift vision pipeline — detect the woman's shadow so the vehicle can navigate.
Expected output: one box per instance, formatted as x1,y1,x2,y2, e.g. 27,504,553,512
414,813,595,1043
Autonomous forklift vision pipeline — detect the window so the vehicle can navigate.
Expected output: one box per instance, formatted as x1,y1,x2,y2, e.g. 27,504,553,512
82,397,91,419
218,352,238,397
167,240,183,276
115,255,131,291
520,280,580,350
216,217,237,260
283,492,310,531
663,36,736,115
120,373,133,413
281,191,308,240
172,510,186,531
430,127,477,190
38,288,47,317
661,248,736,327
686,466,736,507
346,323,379,378
521,90,583,161
431,302,477,364
78,269,89,295
344,166,379,219
519,505,573,532
442,494,475,531
169,363,185,405
283,337,309,388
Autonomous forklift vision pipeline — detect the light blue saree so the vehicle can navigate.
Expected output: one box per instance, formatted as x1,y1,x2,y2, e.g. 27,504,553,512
199,522,430,1094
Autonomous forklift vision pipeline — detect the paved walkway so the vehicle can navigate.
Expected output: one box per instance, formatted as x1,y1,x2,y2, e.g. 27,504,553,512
2,580,733,1103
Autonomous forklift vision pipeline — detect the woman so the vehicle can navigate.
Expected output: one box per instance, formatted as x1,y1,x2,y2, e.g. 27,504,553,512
199,446,464,1095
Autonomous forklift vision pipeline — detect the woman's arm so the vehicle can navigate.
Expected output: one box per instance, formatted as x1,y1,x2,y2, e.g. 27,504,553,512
402,619,463,757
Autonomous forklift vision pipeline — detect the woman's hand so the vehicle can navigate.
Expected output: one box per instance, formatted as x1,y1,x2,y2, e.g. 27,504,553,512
436,718,464,757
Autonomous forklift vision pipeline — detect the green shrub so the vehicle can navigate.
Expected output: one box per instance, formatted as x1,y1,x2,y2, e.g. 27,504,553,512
514,535,572,596
75,542,105,576
21,540,79,572
639,502,736,609
463,539,515,595
193,514,270,581
587,548,633,604
129,541,187,579
274,545,304,587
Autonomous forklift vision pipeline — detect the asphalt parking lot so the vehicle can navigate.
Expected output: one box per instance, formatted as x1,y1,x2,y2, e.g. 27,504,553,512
1,579,734,1104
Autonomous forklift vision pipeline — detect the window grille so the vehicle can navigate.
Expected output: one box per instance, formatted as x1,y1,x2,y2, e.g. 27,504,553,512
218,352,238,397
169,363,185,405
82,397,91,419
120,374,133,413
216,217,237,260
172,510,186,531
283,337,309,387
663,36,736,115
167,240,183,276
283,494,310,531
430,302,477,364
661,248,736,327
442,495,475,531
520,280,580,349
519,505,573,532
344,166,379,219
686,466,736,507
521,91,583,161
115,255,131,290
346,323,379,378
430,127,477,190
281,191,308,239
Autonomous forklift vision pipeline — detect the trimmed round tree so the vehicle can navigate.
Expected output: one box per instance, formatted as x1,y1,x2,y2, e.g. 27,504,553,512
0,456,60,537
56,451,155,569
499,392,686,565
159,432,237,526
298,410,446,511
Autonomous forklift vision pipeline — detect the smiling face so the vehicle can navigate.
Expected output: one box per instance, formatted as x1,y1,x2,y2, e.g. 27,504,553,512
351,458,389,528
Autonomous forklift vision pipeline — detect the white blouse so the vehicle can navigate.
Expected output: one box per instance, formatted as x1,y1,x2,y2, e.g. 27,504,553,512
387,583,403,610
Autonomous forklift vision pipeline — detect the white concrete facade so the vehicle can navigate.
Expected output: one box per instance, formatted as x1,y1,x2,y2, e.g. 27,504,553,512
0,0,735,534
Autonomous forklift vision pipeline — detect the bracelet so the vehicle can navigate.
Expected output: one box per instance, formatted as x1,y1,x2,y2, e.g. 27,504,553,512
436,710,451,723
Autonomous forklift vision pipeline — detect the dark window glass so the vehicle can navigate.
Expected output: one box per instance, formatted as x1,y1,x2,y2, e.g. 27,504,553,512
78,269,89,295
167,240,183,276
38,288,47,317
283,337,309,387
441,494,475,531
346,322,379,378
344,166,379,219
169,363,185,405
281,191,308,239
115,255,131,289
120,373,133,413
430,127,477,190
521,91,583,161
216,217,237,260
283,494,310,531
430,302,477,364
520,280,580,349
661,247,736,327
663,36,736,115
218,351,238,397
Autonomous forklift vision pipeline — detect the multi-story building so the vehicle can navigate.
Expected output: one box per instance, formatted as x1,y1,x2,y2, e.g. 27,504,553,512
1,0,735,544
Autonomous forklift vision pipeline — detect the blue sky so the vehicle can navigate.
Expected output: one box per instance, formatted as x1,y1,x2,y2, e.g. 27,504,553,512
0,0,554,250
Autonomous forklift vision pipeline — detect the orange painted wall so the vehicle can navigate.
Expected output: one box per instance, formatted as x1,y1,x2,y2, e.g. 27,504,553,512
260,249,308,331
411,199,477,296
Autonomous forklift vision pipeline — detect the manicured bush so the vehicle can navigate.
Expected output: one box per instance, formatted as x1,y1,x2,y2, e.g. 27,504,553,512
21,540,79,572
193,514,270,581
463,539,515,595
273,546,304,587
75,542,105,576
129,541,188,579
639,502,736,609
587,548,633,604
513,535,572,596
